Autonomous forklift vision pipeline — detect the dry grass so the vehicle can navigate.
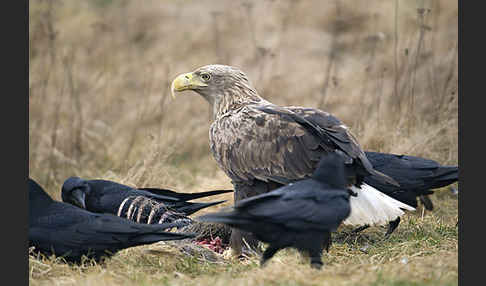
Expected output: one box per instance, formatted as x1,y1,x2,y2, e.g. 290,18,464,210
29,0,458,285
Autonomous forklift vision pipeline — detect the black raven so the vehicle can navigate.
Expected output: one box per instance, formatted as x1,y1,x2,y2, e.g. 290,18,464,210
358,151,459,235
29,178,195,263
61,177,232,225
197,151,352,269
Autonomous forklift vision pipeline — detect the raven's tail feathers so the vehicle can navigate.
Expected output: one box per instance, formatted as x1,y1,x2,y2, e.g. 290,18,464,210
429,166,458,188
137,188,233,201
135,231,196,244
176,200,227,216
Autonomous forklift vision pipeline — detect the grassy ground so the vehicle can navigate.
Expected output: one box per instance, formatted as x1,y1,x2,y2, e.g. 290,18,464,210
29,0,458,285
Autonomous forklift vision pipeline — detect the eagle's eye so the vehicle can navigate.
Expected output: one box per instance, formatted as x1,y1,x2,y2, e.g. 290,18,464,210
201,73,211,81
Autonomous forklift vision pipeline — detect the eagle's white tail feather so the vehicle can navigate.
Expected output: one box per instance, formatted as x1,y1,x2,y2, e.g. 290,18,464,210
343,183,416,226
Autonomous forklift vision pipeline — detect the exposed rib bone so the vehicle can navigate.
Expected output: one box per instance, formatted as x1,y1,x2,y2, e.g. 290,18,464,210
126,196,144,220
117,197,132,217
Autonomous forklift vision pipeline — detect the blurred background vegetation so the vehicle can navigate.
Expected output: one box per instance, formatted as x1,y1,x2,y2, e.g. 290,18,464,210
28,1,458,285
29,0,457,201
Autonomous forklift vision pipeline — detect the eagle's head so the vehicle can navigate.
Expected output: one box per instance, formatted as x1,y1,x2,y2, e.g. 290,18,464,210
171,65,264,118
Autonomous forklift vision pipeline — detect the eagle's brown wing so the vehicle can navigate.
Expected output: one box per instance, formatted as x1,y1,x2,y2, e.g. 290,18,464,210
209,104,396,187
210,105,321,185
286,106,398,186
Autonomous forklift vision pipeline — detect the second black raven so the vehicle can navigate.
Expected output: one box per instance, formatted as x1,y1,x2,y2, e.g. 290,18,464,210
29,178,195,263
197,151,353,269
357,151,459,235
61,177,232,225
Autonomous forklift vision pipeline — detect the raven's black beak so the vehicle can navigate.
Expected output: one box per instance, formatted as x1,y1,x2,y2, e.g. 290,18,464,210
71,189,86,209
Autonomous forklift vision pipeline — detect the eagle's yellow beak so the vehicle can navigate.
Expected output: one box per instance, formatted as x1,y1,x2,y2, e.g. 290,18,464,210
170,72,208,99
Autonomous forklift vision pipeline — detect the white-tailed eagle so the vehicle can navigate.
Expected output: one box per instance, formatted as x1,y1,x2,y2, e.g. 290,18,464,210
171,64,414,255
